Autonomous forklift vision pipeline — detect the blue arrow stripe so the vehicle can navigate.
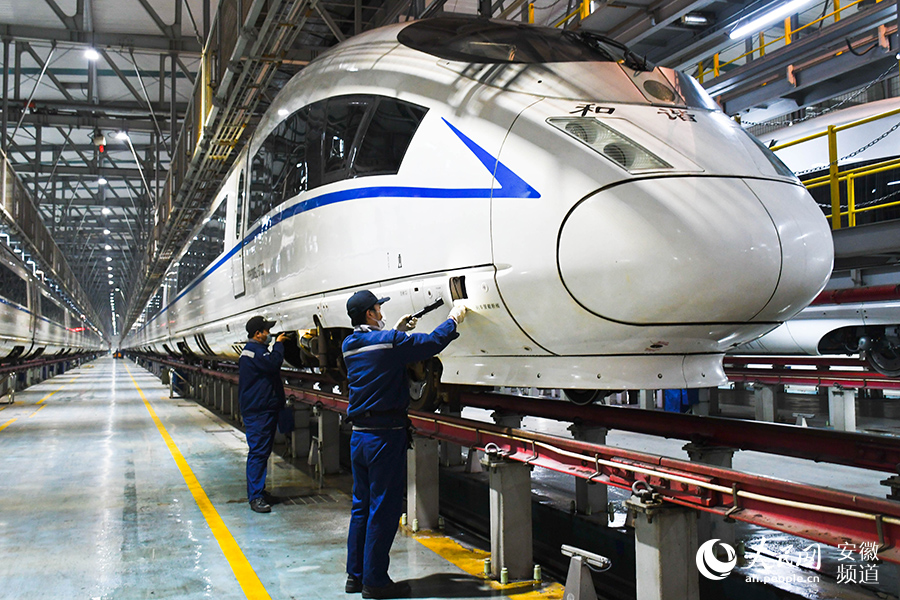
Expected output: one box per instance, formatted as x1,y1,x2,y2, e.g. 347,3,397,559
140,119,538,332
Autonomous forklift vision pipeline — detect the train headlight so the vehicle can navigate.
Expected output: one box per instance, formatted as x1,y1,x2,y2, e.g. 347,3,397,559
548,117,672,172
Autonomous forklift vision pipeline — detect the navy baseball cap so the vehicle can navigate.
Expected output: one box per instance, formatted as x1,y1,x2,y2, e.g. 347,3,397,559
347,290,390,319
246,315,276,337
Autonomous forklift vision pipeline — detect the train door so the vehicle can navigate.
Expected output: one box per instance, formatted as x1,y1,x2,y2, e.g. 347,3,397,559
232,169,246,298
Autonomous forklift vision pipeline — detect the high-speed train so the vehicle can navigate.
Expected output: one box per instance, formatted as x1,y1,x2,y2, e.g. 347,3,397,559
736,99,900,376
122,16,834,403
0,241,105,362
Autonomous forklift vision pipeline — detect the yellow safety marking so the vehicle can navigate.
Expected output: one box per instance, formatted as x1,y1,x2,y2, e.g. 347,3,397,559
0,404,9,411
29,405,48,418
409,530,564,599
37,374,82,405
124,363,271,600
0,417,17,432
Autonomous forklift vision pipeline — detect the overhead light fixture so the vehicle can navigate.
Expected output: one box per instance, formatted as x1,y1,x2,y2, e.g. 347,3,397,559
106,256,112,262
104,244,112,250
681,13,712,26
115,131,129,141
108,266,113,271
85,48,100,61
729,0,814,40
102,207,112,215
97,177,107,185
103,228,110,235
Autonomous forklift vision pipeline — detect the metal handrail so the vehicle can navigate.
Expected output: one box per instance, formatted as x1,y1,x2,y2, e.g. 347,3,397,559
768,105,900,229
697,0,880,82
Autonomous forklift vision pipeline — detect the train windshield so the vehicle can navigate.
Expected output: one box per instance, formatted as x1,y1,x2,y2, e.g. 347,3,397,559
398,17,651,70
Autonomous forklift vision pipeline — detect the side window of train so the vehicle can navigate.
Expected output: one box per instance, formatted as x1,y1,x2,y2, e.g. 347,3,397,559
41,293,65,325
177,198,228,292
235,172,245,240
0,262,27,307
321,96,372,185
353,99,428,176
248,107,311,227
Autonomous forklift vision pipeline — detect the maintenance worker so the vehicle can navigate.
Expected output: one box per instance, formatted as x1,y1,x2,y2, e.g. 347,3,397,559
239,315,289,513
342,290,466,599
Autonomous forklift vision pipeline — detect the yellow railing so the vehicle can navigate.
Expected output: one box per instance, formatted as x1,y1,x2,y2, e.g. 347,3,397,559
553,0,591,28
697,0,880,83
770,106,900,229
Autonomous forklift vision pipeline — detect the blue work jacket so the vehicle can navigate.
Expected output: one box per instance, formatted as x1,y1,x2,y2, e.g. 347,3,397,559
238,340,286,415
342,319,459,426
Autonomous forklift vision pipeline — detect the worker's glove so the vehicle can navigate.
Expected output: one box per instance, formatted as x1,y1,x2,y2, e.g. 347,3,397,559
394,314,418,332
448,304,467,325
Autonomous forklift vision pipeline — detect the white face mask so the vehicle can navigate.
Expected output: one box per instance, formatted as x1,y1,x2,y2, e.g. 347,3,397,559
266,334,274,344
374,319,385,331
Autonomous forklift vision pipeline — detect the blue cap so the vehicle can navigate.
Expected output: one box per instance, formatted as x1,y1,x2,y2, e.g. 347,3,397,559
347,290,390,320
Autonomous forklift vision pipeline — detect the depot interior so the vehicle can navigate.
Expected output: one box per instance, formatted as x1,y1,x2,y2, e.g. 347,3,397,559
2,0,900,599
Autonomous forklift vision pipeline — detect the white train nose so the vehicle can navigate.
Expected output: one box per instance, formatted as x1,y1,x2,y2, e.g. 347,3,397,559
557,177,832,325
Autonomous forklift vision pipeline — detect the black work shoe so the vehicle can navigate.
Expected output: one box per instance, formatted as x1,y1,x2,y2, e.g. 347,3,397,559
362,580,411,599
345,575,363,594
249,498,271,513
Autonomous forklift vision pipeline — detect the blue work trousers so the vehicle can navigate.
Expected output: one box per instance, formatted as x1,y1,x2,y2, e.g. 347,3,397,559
347,428,407,588
244,410,279,501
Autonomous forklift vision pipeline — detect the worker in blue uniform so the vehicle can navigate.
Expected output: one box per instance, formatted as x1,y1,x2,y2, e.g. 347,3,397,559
342,290,466,599
239,315,289,513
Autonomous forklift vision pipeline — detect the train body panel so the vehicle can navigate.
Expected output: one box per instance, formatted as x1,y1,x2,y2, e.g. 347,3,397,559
0,243,104,360
124,17,833,390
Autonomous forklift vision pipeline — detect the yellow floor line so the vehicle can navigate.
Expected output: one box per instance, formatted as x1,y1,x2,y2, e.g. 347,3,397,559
29,404,48,418
409,530,565,599
124,363,271,600
36,374,81,405
0,417,17,432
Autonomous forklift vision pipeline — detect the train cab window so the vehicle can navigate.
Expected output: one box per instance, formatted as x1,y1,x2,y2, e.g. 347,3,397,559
353,99,428,177
249,107,312,228
0,262,27,307
397,17,646,66
321,96,371,184
41,294,65,325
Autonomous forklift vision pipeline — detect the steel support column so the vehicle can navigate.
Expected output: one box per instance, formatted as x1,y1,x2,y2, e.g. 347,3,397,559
569,424,608,517
627,494,699,600
485,456,533,581
753,383,777,422
829,386,857,432
407,437,440,531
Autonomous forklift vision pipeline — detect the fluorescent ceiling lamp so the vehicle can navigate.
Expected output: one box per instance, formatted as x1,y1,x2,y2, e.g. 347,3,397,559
97,177,107,185
101,207,112,215
729,0,813,39
115,131,129,141
681,13,710,26
85,48,100,61
887,180,900,186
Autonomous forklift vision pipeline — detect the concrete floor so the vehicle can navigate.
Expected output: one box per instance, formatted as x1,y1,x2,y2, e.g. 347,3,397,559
0,358,536,600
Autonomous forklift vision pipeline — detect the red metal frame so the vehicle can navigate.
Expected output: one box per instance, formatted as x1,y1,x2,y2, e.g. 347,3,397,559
812,284,900,305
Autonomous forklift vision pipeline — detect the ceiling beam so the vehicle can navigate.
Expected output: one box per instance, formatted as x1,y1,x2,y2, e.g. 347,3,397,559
0,25,201,54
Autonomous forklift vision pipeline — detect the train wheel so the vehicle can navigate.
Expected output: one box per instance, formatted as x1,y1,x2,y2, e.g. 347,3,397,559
563,389,604,405
408,358,442,412
867,347,900,377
